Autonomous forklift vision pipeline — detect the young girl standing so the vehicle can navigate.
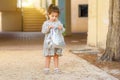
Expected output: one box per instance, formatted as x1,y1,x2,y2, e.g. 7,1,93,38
41,4,65,74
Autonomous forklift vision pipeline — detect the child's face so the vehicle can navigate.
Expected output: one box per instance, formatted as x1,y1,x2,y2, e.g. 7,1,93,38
48,12,59,22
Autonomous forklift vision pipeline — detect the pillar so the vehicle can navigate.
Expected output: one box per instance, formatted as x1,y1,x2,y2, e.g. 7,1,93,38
65,0,72,35
58,0,71,36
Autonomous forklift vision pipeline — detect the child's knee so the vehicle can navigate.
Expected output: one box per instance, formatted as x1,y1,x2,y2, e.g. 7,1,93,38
54,53,58,57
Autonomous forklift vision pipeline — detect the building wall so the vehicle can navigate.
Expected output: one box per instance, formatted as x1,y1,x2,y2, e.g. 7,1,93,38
87,0,109,49
2,11,22,32
0,0,22,32
71,0,88,33
0,0,17,11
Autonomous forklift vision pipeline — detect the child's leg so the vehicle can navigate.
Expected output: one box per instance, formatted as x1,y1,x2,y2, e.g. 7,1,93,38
53,54,59,68
45,56,51,68
44,56,51,74
53,54,62,73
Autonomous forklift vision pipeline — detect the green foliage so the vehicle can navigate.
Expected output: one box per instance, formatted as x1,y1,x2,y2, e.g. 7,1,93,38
62,24,66,36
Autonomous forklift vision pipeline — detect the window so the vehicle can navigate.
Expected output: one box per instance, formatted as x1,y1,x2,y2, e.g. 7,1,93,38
78,4,88,17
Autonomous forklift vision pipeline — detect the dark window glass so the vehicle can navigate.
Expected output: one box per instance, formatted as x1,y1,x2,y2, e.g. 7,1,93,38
78,5,88,17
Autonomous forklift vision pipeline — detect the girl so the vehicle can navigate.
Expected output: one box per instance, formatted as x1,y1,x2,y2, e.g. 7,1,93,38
41,4,65,74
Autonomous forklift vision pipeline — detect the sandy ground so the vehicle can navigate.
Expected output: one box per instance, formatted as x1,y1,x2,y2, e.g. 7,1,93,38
0,32,119,80
75,53,120,79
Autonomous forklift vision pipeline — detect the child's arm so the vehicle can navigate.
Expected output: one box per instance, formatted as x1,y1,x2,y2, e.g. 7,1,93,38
58,21,65,33
41,22,51,34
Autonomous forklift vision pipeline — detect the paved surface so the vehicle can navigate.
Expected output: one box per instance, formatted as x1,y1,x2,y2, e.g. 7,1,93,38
0,32,119,80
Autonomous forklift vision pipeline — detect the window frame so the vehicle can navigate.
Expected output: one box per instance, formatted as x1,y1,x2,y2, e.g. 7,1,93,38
78,4,88,17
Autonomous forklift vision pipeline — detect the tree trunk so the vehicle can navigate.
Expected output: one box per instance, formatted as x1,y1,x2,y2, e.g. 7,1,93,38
100,0,120,61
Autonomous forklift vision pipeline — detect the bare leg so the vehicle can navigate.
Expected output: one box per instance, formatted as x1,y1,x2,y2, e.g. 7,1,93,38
53,54,59,68
45,56,51,68
53,54,62,73
44,56,51,74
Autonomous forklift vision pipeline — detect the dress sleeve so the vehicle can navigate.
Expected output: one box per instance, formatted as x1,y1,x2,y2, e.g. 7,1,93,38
58,21,65,33
41,21,50,34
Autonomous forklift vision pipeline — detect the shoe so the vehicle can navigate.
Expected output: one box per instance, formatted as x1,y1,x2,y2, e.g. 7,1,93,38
44,68,50,74
54,68,62,74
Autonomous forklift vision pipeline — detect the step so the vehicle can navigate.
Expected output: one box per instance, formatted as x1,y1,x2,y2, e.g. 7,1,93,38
23,16,45,19
23,18,46,21
23,21,44,24
23,14,44,16
22,8,46,31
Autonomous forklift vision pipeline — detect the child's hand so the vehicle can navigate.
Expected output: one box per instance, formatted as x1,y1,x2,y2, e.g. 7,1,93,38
48,26,54,29
58,26,62,30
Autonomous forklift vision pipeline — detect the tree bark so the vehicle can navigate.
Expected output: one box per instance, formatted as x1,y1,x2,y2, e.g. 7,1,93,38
100,0,120,61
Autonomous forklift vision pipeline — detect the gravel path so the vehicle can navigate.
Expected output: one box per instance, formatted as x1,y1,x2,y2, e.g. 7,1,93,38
0,49,118,80
0,32,119,80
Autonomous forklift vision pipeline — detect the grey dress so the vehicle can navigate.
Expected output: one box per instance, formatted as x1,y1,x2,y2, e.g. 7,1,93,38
41,20,65,57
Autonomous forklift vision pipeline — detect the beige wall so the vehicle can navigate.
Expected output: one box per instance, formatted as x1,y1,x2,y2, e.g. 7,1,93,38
2,11,22,32
0,0,22,32
87,0,109,49
71,0,88,33
0,0,17,11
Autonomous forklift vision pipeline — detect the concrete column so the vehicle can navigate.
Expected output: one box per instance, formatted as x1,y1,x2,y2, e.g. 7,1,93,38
65,0,72,35
58,0,71,35
52,0,56,4
87,0,98,46
58,0,65,25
